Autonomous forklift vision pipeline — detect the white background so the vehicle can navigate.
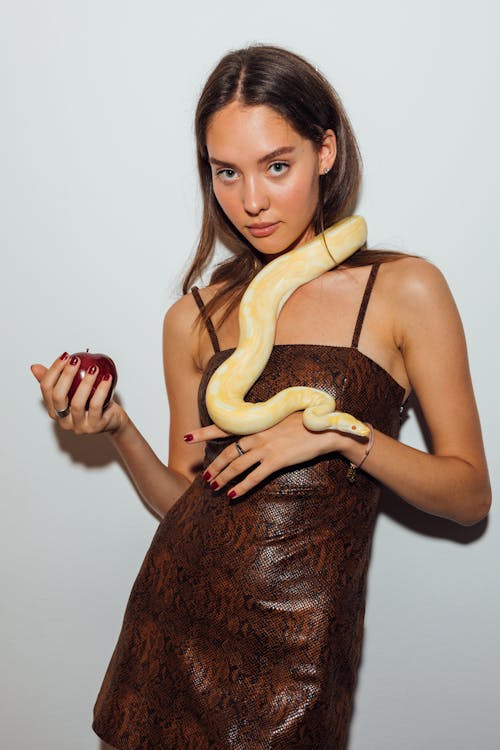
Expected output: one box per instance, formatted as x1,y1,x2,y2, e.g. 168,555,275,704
2,1,499,748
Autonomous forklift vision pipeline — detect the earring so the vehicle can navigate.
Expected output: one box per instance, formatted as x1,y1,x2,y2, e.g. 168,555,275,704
322,167,330,175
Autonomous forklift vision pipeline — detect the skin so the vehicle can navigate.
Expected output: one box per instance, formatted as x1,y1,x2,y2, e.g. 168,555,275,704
206,102,335,255
31,102,491,525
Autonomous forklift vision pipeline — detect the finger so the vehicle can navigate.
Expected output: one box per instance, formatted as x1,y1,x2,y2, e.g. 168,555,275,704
51,356,82,416
68,363,101,427
44,352,72,381
205,444,259,490
225,460,272,499
203,440,246,480
184,424,231,443
30,364,48,383
38,353,76,416
36,353,69,404
86,373,114,421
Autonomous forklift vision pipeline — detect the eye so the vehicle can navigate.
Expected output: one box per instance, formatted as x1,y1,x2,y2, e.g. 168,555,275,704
215,168,238,183
269,161,289,176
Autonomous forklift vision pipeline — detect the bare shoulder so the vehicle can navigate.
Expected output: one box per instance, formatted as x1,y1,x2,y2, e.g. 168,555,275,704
163,292,198,338
377,256,456,315
163,283,226,370
162,292,205,370
375,256,465,363
166,282,223,320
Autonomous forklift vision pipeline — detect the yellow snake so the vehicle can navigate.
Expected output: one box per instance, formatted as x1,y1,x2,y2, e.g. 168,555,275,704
205,216,370,437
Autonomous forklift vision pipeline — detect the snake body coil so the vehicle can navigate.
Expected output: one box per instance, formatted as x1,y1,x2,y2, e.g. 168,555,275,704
206,216,370,436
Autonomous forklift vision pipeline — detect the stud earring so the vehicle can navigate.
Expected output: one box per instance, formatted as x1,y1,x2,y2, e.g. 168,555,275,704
322,167,330,175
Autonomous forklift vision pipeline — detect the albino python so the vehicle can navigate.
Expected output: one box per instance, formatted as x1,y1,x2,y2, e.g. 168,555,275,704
205,215,370,437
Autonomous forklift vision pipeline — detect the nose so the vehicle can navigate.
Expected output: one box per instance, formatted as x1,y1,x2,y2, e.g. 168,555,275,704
241,176,270,216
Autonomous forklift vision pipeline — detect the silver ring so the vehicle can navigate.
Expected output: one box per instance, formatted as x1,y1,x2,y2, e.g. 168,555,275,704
235,442,246,457
55,404,71,418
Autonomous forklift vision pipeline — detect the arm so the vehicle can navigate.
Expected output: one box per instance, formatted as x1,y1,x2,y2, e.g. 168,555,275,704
31,294,206,518
188,260,490,526
106,294,207,516
339,259,491,526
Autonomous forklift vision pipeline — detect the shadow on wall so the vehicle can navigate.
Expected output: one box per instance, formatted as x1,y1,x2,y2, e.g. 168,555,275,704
36,394,489,541
53,424,118,469
49,391,126,470
33,393,125,470
378,394,488,543
378,487,488,542
50,415,160,517
34,394,159,514
99,741,116,750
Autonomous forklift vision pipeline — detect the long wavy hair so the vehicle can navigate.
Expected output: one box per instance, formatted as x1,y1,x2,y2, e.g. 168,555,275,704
183,44,405,324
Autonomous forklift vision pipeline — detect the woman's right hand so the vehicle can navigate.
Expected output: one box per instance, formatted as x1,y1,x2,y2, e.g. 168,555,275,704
31,352,127,435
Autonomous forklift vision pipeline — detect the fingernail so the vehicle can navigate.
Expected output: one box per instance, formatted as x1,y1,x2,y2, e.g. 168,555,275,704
210,481,219,491
102,373,111,381
69,356,79,366
59,352,69,360
228,490,237,499
87,365,97,375
202,471,211,481
183,433,193,442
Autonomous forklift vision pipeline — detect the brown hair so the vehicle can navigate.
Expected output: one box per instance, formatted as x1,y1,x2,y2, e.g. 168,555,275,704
182,44,406,324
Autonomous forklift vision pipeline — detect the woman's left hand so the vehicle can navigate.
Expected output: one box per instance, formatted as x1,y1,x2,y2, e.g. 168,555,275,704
185,412,348,498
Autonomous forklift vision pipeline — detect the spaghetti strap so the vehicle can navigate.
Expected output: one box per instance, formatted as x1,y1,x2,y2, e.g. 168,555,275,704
351,264,380,349
191,286,221,354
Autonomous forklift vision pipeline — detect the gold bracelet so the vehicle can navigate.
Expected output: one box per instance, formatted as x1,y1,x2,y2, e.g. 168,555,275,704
346,423,374,483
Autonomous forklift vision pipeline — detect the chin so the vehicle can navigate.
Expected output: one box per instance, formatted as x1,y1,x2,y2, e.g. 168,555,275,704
252,241,289,260
249,232,307,258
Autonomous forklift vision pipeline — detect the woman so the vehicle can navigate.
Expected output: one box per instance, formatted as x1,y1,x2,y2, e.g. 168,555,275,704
31,46,490,749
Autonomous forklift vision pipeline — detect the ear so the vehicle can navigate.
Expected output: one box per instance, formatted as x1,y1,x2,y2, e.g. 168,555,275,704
318,129,337,174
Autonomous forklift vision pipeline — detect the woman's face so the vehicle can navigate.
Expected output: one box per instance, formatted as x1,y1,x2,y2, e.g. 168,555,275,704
205,102,336,258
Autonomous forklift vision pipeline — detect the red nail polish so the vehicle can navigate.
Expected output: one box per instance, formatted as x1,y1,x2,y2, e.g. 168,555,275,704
210,481,219,490
183,433,193,442
59,352,69,360
102,372,111,381
69,356,79,366
202,471,211,481
228,490,237,499
87,364,97,375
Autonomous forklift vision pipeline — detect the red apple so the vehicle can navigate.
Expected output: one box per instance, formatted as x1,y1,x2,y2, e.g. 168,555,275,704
67,350,117,409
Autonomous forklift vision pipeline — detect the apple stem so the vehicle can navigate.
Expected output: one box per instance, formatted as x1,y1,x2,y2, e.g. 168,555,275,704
86,348,89,352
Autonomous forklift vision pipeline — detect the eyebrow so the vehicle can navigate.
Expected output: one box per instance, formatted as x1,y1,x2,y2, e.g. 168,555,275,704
208,146,295,168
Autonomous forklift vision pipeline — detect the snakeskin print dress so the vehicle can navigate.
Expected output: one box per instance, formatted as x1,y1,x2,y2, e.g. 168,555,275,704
93,264,405,749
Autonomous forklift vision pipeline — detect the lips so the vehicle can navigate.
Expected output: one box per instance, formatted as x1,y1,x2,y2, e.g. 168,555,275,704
246,222,280,238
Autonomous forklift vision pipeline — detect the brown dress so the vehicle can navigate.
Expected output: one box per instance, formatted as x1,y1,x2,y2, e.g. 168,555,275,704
93,264,404,749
